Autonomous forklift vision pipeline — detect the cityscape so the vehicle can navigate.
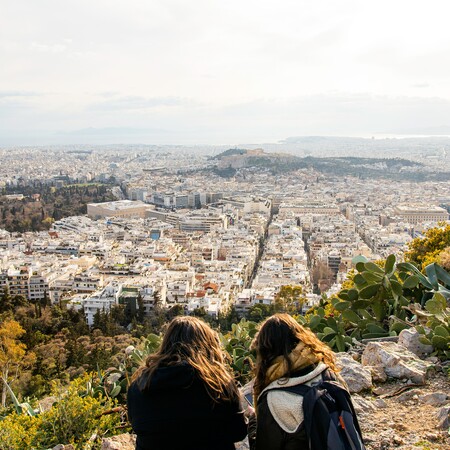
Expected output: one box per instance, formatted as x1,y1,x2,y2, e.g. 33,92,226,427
1,142,449,325
2,0,450,448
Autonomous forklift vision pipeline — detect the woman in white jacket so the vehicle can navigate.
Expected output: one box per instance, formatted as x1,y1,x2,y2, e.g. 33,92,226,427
251,313,345,450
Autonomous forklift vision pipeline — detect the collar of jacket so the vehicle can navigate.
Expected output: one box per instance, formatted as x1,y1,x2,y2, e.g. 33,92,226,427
258,362,328,399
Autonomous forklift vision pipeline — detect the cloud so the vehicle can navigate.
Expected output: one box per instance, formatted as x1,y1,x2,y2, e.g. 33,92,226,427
0,91,41,99
30,42,68,53
86,95,197,112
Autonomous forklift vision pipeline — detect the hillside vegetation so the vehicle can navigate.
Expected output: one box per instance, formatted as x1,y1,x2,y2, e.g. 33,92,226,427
211,148,450,181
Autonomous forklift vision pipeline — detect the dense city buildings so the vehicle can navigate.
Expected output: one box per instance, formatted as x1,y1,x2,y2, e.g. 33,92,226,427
0,144,449,324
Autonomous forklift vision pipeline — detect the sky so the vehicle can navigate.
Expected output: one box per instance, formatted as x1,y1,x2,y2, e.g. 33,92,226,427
2,0,450,145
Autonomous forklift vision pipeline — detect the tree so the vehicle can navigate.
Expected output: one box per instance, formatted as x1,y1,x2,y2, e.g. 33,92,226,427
405,224,450,270
0,287,13,313
0,319,34,407
137,292,145,323
274,285,306,313
311,262,334,293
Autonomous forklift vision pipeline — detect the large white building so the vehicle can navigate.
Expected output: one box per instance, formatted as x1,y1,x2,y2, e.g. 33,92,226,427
393,205,449,225
87,200,150,220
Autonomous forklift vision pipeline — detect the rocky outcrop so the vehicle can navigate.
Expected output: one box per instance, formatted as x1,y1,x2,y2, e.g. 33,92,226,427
335,353,373,393
361,341,431,384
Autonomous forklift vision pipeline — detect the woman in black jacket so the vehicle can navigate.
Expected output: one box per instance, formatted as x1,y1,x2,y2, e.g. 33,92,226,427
251,313,344,450
127,316,247,450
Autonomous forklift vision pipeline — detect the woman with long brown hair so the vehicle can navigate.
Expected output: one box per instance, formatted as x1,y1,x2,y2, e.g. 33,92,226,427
251,313,345,450
127,316,247,450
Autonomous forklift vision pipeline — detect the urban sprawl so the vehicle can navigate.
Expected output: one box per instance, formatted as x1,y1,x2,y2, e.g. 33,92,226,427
1,145,449,325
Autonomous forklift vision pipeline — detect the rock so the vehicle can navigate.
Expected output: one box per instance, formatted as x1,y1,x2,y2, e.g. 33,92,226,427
235,437,250,449
419,392,449,407
397,389,422,403
373,398,388,408
398,328,433,357
335,353,373,393
425,356,440,364
424,432,439,442
351,394,377,416
365,364,388,383
101,434,136,450
361,342,430,384
40,395,57,412
436,406,450,429
52,446,75,450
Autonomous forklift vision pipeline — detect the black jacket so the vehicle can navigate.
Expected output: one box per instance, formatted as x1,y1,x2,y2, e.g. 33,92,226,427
254,363,337,450
127,362,247,450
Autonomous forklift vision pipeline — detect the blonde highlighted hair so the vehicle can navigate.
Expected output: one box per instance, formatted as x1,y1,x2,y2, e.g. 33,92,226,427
252,313,338,399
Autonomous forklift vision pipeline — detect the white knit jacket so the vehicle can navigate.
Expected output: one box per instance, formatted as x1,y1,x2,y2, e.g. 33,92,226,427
257,362,328,433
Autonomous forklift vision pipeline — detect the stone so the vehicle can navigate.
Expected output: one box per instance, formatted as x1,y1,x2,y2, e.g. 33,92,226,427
373,398,388,408
397,389,422,403
398,328,434,357
419,392,449,407
101,434,136,450
52,446,75,450
365,365,388,383
436,406,450,429
40,395,57,412
351,395,377,416
335,353,373,393
235,437,250,449
361,342,430,384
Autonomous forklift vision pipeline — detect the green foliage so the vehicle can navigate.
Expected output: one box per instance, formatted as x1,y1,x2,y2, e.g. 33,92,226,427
415,293,450,360
333,254,410,341
0,375,122,450
405,224,450,270
87,333,162,405
274,285,306,313
0,412,41,450
220,319,257,384
305,305,353,352
304,251,450,358
0,183,116,232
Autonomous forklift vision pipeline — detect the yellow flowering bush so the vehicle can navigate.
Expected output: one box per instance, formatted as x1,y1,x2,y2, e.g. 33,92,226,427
0,375,122,450
0,413,41,450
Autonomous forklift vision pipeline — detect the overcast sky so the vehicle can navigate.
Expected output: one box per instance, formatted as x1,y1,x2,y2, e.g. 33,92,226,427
2,0,450,144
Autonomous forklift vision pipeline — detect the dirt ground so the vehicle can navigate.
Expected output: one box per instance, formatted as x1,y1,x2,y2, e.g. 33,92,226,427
358,371,450,450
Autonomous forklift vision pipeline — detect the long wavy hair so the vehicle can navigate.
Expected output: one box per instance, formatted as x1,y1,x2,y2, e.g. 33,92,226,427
252,313,338,398
132,316,239,402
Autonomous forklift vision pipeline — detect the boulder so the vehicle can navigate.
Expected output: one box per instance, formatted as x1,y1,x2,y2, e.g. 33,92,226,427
361,342,430,384
335,353,373,393
398,328,433,357
101,434,136,450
